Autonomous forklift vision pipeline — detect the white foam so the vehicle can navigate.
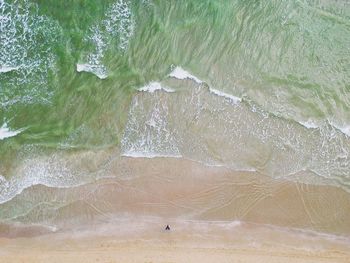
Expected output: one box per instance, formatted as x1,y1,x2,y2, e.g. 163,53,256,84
298,119,319,129
138,82,175,93
338,126,350,137
0,0,60,106
0,175,6,183
168,67,242,104
0,152,96,204
209,87,242,104
0,65,19,73
78,0,134,79
329,122,350,137
76,64,108,79
104,0,135,51
122,151,182,159
169,66,203,84
297,119,350,137
222,220,242,229
0,122,24,140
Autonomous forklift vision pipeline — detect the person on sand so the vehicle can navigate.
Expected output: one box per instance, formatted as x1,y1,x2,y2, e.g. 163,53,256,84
165,225,170,231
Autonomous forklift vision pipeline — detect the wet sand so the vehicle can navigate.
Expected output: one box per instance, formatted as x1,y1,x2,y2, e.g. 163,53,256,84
1,218,350,263
1,156,350,262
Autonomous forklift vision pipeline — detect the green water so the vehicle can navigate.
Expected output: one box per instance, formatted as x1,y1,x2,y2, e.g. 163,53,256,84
0,0,350,202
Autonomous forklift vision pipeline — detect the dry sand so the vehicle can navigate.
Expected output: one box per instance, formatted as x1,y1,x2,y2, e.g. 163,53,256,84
1,243,350,263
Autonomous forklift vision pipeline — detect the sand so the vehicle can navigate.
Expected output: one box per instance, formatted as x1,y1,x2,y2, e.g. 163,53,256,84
1,243,350,263
3,156,349,235
1,219,350,263
1,156,350,262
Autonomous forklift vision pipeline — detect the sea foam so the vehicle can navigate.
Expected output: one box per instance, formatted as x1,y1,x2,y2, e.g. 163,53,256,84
78,0,134,80
138,82,175,93
291,119,350,138
0,122,24,140
298,119,320,129
328,121,350,137
122,151,182,159
169,66,242,104
76,64,108,79
0,66,19,73
299,118,350,137
0,0,61,107
209,88,242,104
169,66,203,84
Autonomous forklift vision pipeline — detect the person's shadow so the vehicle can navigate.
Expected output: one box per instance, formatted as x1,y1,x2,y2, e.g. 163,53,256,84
165,225,170,231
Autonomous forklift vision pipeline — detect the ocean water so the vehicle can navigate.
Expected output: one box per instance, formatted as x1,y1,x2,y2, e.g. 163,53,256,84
0,0,350,232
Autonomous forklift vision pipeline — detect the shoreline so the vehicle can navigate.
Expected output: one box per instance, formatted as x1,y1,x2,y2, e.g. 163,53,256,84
1,218,350,263
1,157,350,262
1,157,350,236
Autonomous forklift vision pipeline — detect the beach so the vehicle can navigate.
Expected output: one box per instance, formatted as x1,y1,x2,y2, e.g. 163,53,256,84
1,218,350,263
1,1,350,261
1,157,350,262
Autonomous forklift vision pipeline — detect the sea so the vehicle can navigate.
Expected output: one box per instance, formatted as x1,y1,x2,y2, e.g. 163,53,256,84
0,0,350,238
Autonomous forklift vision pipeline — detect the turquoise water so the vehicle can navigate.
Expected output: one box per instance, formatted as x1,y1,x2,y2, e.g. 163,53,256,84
0,0,350,209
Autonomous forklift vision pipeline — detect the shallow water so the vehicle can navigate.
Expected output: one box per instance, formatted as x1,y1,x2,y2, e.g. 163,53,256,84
0,0,349,238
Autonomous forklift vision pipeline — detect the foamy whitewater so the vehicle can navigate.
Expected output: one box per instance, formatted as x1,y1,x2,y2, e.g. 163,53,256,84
0,66,19,73
76,64,108,79
169,66,203,84
0,122,23,140
138,82,175,93
0,0,350,242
